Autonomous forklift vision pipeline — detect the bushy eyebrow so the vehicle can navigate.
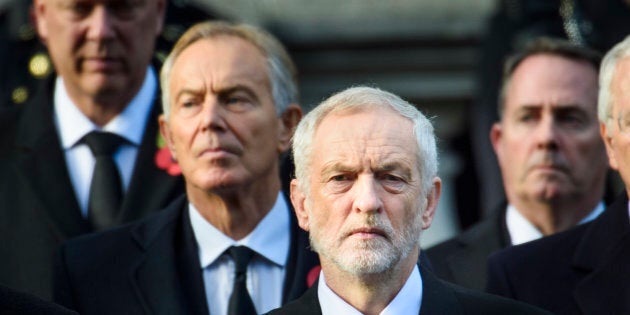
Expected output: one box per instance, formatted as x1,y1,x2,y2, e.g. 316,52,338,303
173,84,260,103
319,161,357,179
216,84,260,103
174,89,199,100
319,160,413,180
376,162,413,179
514,103,588,112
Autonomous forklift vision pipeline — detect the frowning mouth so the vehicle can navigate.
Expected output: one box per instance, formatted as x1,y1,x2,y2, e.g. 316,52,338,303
348,227,388,240
197,146,240,158
82,57,122,71
530,164,568,173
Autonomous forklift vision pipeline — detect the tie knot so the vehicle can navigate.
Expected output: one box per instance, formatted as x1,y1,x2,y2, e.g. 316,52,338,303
228,246,255,274
82,131,126,157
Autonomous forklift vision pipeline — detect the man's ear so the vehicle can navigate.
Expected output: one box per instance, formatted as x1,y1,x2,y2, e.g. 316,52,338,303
33,0,49,43
278,104,303,153
422,177,442,230
158,114,177,161
154,0,167,35
601,122,620,171
489,122,503,157
290,179,310,232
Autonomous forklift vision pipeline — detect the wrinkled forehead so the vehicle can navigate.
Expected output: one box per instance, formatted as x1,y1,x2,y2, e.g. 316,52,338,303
314,108,417,159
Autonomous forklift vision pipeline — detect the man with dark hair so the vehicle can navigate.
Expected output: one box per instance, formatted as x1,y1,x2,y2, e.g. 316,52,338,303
486,34,630,315
427,37,609,290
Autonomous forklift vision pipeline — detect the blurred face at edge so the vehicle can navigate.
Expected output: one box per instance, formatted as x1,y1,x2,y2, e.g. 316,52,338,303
33,0,165,102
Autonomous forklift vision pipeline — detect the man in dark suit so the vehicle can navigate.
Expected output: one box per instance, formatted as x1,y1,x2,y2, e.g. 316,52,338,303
54,21,319,315
426,37,610,290
0,0,185,300
486,35,630,315
269,86,551,315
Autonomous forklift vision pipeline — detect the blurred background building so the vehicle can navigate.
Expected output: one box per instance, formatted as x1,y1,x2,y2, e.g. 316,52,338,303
2,0,629,247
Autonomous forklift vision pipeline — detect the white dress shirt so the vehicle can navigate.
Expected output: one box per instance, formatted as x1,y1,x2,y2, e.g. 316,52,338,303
53,68,157,217
189,192,291,315
506,201,605,245
318,265,422,315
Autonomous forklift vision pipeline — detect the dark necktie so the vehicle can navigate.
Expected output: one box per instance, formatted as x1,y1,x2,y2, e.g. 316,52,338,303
82,131,125,230
227,246,257,315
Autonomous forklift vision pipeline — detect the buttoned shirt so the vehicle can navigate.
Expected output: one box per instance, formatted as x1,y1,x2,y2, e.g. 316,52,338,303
318,265,422,315
190,192,291,315
507,201,605,245
54,68,157,217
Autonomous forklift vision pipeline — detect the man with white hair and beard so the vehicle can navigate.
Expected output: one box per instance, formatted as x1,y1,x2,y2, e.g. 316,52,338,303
267,86,551,315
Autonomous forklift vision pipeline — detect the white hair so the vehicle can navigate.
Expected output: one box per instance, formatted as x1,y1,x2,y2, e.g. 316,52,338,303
598,35,630,129
292,86,439,195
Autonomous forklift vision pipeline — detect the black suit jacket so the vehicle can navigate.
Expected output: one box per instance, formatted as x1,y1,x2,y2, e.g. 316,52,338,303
266,265,552,315
54,194,320,315
0,78,185,299
0,284,78,315
425,202,510,290
487,193,630,315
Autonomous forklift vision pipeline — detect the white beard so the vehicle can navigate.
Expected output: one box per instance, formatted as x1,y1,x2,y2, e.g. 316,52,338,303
309,210,422,276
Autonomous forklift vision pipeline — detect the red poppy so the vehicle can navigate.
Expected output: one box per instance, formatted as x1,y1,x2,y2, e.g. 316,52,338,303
307,265,321,288
155,134,181,176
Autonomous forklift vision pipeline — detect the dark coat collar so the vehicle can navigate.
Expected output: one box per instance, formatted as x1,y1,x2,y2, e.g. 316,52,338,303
456,201,510,248
572,193,630,314
11,77,182,236
435,201,509,289
129,193,319,314
419,266,463,314
130,195,208,315
572,192,630,270
13,78,88,237
272,265,469,315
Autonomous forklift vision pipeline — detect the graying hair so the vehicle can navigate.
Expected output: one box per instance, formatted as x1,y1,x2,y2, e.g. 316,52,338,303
292,86,439,195
160,20,299,117
598,35,630,130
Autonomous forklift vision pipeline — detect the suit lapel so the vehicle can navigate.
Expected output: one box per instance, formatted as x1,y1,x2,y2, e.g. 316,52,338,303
446,203,508,288
12,79,88,237
118,99,184,224
130,197,209,315
573,193,630,314
287,283,322,315
420,266,463,315
575,234,630,314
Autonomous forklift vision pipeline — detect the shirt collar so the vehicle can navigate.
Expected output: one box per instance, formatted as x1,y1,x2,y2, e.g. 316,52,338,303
189,192,290,268
579,201,605,224
507,201,605,246
318,265,422,315
54,67,157,148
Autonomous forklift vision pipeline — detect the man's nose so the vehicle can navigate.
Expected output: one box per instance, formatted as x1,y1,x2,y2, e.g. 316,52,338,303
200,99,228,132
86,6,116,41
535,115,560,150
353,176,384,214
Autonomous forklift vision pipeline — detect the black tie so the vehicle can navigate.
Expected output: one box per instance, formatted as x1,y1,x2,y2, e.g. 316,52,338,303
82,131,125,230
227,246,257,315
